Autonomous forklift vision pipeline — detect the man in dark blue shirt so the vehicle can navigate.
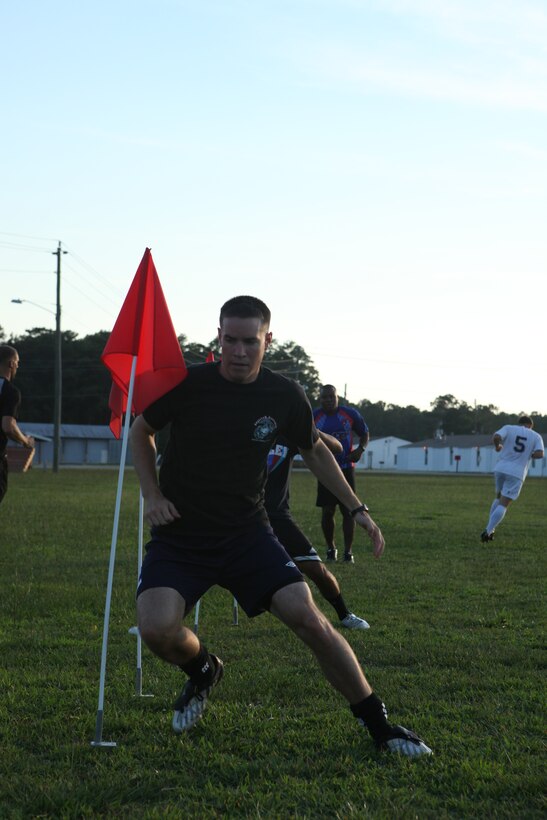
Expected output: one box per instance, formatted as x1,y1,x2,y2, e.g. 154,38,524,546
314,385,369,563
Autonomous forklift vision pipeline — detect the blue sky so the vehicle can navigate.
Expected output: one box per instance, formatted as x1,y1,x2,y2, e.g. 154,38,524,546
2,0,546,414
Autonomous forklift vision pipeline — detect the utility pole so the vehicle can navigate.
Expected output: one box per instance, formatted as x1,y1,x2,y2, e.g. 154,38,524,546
52,242,67,473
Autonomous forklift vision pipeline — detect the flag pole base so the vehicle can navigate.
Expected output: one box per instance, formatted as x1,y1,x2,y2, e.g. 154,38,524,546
134,667,154,697
91,710,117,748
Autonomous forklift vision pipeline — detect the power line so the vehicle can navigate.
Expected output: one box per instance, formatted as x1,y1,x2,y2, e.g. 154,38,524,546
63,265,120,317
0,241,54,253
1,236,125,306
0,230,59,242
62,243,125,298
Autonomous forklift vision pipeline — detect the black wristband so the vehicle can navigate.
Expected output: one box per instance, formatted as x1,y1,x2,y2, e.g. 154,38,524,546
350,504,369,518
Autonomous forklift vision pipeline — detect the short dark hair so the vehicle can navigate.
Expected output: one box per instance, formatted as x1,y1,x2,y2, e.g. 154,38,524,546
320,384,337,394
0,345,17,366
219,296,271,328
518,415,533,427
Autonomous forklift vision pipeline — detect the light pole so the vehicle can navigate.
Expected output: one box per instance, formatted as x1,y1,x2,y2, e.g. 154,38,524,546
11,298,55,313
11,292,63,472
51,243,67,473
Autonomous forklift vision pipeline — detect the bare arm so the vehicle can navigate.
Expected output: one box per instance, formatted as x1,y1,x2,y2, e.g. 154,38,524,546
532,449,544,459
317,430,343,455
299,438,384,557
130,415,180,526
1,416,34,449
492,433,503,452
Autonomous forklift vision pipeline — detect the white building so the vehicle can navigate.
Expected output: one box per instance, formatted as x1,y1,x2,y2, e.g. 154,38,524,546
355,436,411,470
397,434,546,476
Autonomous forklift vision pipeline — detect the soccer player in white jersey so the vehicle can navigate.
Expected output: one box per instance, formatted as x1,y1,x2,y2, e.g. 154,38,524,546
481,415,544,542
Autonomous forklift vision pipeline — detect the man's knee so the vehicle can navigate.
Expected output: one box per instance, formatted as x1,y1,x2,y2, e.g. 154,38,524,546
305,562,338,596
137,587,186,654
138,617,177,651
272,584,334,642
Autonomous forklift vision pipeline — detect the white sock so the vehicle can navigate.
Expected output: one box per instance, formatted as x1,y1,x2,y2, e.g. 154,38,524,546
487,505,507,534
489,499,500,517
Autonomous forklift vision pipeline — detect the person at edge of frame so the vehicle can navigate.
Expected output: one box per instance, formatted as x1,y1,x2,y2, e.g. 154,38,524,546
0,345,35,505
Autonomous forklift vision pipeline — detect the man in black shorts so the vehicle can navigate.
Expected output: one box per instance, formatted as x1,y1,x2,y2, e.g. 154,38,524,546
266,433,370,629
130,295,432,757
0,345,35,505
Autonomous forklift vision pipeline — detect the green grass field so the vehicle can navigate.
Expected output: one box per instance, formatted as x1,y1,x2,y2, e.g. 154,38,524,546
1,469,545,818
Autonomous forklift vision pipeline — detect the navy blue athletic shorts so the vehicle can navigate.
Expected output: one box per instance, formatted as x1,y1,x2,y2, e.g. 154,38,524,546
316,466,355,515
137,522,304,617
270,515,322,563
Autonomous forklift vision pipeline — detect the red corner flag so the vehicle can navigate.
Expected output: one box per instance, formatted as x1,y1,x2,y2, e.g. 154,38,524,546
206,351,215,362
102,248,187,437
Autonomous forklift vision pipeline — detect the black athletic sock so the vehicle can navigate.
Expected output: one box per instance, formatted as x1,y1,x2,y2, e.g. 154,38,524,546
325,593,350,620
350,693,391,742
179,644,216,687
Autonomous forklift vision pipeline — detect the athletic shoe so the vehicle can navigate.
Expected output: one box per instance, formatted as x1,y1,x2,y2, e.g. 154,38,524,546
172,655,224,733
376,724,433,757
326,549,338,562
480,530,494,543
341,613,370,630
343,552,355,563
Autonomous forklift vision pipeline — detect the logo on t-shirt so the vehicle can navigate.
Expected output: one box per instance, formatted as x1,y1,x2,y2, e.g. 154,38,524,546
267,443,289,473
252,416,277,442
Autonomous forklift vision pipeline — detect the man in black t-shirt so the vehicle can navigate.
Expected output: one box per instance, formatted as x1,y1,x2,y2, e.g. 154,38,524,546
266,434,370,629
130,295,432,757
0,345,35,504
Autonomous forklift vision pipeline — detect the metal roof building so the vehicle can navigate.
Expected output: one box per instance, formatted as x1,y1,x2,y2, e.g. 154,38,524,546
9,422,129,467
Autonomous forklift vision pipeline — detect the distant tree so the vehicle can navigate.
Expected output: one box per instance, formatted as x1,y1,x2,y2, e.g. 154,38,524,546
354,400,387,436
8,327,111,424
473,403,499,433
9,326,543,439
387,403,433,441
430,394,475,436
178,334,219,365
355,399,434,441
62,331,111,423
264,341,321,401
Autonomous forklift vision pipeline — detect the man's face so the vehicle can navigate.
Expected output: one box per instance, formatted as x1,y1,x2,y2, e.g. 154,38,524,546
218,317,272,384
320,387,338,414
9,354,20,380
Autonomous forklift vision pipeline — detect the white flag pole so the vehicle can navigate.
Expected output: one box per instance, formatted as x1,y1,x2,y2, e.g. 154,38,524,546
131,491,154,697
91,354,138,748
135,491,144,695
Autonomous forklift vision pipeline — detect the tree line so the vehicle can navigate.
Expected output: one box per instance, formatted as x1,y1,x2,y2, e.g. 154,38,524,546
3,326,545,440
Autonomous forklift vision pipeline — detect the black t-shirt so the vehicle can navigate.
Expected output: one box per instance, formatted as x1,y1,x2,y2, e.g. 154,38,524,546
264,436,297,520
0,378,21,457
142,362,317,536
